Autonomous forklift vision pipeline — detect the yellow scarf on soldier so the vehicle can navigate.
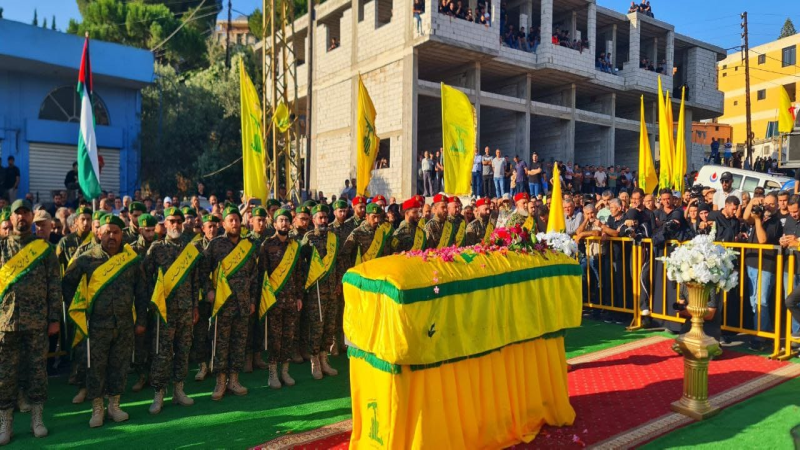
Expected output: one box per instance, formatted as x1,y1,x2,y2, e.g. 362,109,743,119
67,232,93,268
438,219,466,248
259,240,301,321
412,220,426,251
212,239,256,318
150,244,201,323
305,232,338,290
0,239,51,300
356,222,393,264
523,215,536,233
483,219,495,245
69,275,89,348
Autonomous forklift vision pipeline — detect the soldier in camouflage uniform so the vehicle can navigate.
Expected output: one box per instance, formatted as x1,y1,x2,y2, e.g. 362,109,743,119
301,204,340,380
263,199,282,238
142,207,200,414
0,200,61,443
73,210,108,258
62,214,149,428
191,214,220,382
289,206,312,362
465,198,495,246
56,206,93,272
260,209,304,389
341,203,390,261
244,206,270,373
505,192,533,230
130,214,158,393
424,194,449,249
199,205,259,401
0,210,11,237
123,202,147,245
329,200,354,355
391,198,423,254
344,195,367,231
446,196,465,245
180,207,200,245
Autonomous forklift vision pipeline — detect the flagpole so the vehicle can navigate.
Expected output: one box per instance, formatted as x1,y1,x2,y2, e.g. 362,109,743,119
156,317,160,355
264,317,268,351
86,318,91,369
210,317,218,373
316,283,323,322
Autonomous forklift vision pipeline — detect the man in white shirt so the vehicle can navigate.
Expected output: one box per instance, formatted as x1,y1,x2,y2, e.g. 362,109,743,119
594,167,607,194
712,171,741,211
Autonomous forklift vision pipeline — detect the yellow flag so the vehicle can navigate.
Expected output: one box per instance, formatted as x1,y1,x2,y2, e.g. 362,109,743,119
68,275,89,348
547,163,566,233
259,277,276,322
638,96,658,194
239,58,267,206
211,269,233,318
673,88,687,192
441,82,475,196
665,90,675,166
657,76,672,189
151,268,167,324
273,100,291,133
356,75,379,196
779,86,797,133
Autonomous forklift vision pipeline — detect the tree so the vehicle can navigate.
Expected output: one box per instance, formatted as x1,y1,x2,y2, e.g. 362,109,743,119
248,8,263,39
0,7,4,19
32,9,38,26
77,0,222,33
780,18,797,39
43,18,48,29
52,15,57,31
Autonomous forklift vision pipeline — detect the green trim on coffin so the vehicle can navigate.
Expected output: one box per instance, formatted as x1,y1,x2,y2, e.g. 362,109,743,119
343,262,582,305
348,330,567,374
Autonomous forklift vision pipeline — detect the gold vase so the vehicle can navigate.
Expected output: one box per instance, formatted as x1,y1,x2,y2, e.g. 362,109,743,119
670,283,722,420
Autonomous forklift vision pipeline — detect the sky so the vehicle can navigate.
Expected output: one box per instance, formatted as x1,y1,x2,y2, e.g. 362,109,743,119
1,0,799,52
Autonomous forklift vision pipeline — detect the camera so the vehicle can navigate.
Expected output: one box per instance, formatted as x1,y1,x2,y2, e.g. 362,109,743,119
751,205,764,217
664,220,680,233
673,301,687,312
689,184,704,201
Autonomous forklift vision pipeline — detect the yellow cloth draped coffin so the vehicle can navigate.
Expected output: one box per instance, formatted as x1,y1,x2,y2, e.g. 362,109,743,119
343,250,582,449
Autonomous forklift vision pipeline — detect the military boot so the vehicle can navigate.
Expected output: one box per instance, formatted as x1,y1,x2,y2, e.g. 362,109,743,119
131,374,148,393
227,373,248,396
30,404,47,438
243,353,253,373
195,362,208,381
106,396,129,423
172,382,194,406
254,352,268,370
310,355,323,380
300,348,312,361
72,387,87,404
281,363,296,386
17,390,31,413
330,341,340,356
0,408,13,445
149,389,164,415
88,398,104,428
320,352,339,376
211,373,227,401
268,364,282,389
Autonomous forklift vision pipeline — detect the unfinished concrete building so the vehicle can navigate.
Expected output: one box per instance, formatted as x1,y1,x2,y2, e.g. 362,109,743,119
268,0,725,198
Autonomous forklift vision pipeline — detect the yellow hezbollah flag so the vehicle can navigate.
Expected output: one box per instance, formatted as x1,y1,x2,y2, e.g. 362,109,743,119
657,76,672,189
441,82,475,196
259,277,276,322
239,58,268,206
665,90,675,169
151,268,167,323
779,86,797,133
638,96,658,194
68,275,89,348
547,163,566,233
273,100,291,133
356,74,379,196
673,87,687,192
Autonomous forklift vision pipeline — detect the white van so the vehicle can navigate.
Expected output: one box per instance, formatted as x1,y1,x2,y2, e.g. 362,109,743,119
695,165,792,194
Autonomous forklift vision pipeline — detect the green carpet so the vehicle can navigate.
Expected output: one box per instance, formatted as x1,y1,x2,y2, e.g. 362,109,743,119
564,317,673,359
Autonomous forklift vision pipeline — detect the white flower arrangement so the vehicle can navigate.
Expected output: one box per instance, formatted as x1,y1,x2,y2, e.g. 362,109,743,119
536,232,579,258
657,233,739,292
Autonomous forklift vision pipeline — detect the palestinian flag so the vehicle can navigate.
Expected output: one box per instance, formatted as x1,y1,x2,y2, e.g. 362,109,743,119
77,36,102,200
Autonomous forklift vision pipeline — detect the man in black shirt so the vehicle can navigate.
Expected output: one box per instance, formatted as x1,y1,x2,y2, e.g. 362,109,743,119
527,153,543,198
4,156,20,202
599,199,629,323
708,195,741,243
742,192,782,350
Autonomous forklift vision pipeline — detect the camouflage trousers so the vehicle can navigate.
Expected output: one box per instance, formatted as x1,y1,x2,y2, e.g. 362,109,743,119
132,311,153,376
69,340,87,387
190,302,212,364
87,325,134,400
0,331,48,410
306,289,338,355
268,298,299,364
293,292,310,356
210,306,249,374
150,309,193,390
247,310,266,354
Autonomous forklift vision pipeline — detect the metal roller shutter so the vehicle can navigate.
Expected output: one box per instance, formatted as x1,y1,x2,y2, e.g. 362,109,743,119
28,143,120,202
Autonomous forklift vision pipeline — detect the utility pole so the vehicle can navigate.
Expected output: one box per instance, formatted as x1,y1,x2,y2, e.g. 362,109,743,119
741,11,753,164
305,0,316,193
225,0,232,68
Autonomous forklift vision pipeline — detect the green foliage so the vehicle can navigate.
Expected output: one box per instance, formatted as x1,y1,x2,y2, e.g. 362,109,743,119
52,15,57,31
139,50,262,197
779,18,797,39
32,8,38,26
248,8,263,39
0,7,4,19
42,17,48,29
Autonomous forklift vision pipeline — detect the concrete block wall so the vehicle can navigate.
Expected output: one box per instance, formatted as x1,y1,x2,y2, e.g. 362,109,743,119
574,123,610,166
614,129,639,169
429,0,500,51
417,97,442,156
531,116,569,162
316,12,353,80
357,0,406,61
315,132,353,198
480,107,518,154
686,47,723,111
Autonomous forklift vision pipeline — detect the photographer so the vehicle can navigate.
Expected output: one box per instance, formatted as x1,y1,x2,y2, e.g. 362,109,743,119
708,196,741,242
599,199,632,323
654,189,692,251
575,204,603,304
742,193,782,350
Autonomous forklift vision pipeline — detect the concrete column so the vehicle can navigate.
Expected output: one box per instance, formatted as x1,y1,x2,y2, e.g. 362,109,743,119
684,108,694,171
351,0,359,66
608,93,616,166
474,61,482,149
666,30,675,77
520,14,529,36
611,23,617,68
651,37,658,67
566,83,576,163
628,18,640,68
587,1,596,54
570,11,577,43
520,0,532,30
514,76,531,160
402,48,419,197
540,0,552,47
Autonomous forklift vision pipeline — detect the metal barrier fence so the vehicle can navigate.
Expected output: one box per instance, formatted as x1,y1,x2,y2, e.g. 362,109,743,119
580,236,794,359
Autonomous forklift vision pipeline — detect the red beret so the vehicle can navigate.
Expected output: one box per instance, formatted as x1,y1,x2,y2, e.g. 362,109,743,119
373,195,387,204
476,198,490,208
514,192,530,203
414,195,425,204
352,196,367,206
401,198,420,212
447,196,459,204
432,194,447,204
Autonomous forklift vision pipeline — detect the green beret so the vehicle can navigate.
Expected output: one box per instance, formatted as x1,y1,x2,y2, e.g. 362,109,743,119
311,204,330,216
10,199,32,213
0,211,9,222
273,208,292,221
202,214,220,224
266,199,281,209
164,207,185,221
76,206,93,216
333,199,348,210
223,205,241,219
181,206,197,217
138,213,157,228
295,206,311,216
366,203,383,215
129,202,147,214
302,200,318,209
101,214,126,229
92,211,108,222
251,207,267,218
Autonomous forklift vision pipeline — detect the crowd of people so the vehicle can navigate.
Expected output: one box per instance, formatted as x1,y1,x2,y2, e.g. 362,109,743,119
438,0,491,27
628,0,655,17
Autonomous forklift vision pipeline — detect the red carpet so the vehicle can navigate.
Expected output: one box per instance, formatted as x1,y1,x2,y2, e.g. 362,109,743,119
266,340,795,449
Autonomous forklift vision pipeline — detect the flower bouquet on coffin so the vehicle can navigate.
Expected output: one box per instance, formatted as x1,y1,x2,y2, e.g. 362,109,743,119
657,233,739,420
536,232,579,258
